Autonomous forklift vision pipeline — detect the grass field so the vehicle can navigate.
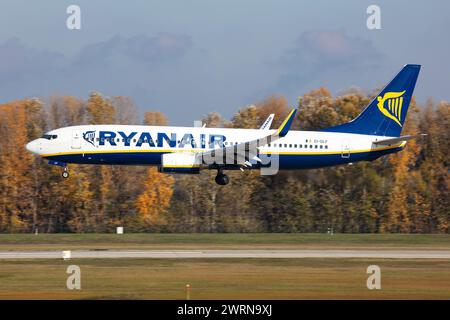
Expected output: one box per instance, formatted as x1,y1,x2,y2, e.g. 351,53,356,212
0,258,449,299
0,233,449,251
0,234,449,299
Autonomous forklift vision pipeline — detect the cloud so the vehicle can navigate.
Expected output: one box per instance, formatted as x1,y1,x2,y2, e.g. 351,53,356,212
0,37,65,81
276,30,383,92
0,33,193,102
75,33,193,67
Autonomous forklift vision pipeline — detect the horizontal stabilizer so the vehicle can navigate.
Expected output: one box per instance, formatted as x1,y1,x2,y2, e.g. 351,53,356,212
373,134,427,145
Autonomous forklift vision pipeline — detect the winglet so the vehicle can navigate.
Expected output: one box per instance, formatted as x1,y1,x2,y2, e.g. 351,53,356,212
275,108,297,137
260,114,275,130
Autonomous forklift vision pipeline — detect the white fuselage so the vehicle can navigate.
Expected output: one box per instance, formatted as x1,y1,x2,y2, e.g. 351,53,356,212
26,125,405,170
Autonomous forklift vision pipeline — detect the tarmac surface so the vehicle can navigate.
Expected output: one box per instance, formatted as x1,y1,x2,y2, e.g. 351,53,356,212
1,249,450,259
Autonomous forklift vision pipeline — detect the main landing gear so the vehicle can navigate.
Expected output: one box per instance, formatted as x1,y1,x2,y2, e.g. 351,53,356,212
215,170,229,186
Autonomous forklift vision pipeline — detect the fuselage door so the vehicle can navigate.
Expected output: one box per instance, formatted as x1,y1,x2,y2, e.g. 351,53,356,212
71,130,81,149
341,144,350,159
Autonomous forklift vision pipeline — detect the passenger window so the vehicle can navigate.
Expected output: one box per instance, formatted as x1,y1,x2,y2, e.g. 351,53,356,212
320,145,323,149
325,145,328,149
289,144,292,148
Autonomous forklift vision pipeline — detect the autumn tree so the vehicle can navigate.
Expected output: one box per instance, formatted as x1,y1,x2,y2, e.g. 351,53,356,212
135,168,174,226
48,95,86,128
134,109,175,228
144,111,168,126
86,91,116,125
0,101,35,231
0,88,448,234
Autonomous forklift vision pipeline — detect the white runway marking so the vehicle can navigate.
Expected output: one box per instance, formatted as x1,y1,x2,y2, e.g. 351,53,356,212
0,250,450,259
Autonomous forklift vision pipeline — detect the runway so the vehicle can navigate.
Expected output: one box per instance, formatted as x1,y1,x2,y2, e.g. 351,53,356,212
1,249,450,259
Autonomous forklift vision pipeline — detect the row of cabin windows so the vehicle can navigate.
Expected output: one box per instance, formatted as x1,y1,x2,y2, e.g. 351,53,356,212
224,142,329,149
268,143,328,149
98,138,222,144
98,138,167,143
97,138,241,145
98,138,231,144
98,138,137,143
97,138,329,150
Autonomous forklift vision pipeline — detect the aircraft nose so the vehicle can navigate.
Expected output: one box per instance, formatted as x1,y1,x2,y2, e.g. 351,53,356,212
26,140,42,155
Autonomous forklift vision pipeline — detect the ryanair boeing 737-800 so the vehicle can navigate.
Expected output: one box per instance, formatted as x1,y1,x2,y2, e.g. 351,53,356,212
26,64,423,185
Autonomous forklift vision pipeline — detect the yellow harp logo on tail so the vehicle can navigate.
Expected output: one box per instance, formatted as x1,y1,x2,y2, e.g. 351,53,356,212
376,90,406,127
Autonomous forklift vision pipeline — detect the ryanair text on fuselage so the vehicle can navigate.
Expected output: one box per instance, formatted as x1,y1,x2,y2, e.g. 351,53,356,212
86,130,227,149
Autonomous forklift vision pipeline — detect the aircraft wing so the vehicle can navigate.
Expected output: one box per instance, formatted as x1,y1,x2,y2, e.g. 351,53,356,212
198,108,297,167
373,134,427,145
259,114,275,130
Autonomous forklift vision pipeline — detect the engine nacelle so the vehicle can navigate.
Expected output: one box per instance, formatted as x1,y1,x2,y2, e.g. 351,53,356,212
159,152,201,174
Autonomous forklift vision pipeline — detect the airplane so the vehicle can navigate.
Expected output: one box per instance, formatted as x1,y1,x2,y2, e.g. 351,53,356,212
26,64,423,185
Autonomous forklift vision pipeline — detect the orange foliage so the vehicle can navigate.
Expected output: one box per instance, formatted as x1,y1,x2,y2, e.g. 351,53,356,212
135,168,174,225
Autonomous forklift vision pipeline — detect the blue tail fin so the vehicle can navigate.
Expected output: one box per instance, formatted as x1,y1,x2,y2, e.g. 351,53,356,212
322,64,421,137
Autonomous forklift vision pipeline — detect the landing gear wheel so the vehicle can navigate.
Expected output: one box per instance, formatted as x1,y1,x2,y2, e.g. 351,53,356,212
215,172,229,185
62,169,69,179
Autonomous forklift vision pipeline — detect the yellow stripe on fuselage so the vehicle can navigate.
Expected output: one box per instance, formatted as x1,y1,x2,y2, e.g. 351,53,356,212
163,164,200,168
41,142,405,158
41,148,189,157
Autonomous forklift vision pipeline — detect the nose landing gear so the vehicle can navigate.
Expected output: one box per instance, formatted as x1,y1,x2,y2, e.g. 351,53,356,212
62,167,69,179
48,160,69,179
215,170,229,185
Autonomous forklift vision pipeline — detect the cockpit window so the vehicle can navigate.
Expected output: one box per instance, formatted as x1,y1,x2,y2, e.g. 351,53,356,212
42,134,58,140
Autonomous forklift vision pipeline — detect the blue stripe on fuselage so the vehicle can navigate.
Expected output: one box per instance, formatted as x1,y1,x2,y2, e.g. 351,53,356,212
43,146,403,169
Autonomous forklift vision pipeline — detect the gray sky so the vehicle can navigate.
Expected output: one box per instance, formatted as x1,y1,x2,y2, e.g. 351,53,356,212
0,0,449,124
